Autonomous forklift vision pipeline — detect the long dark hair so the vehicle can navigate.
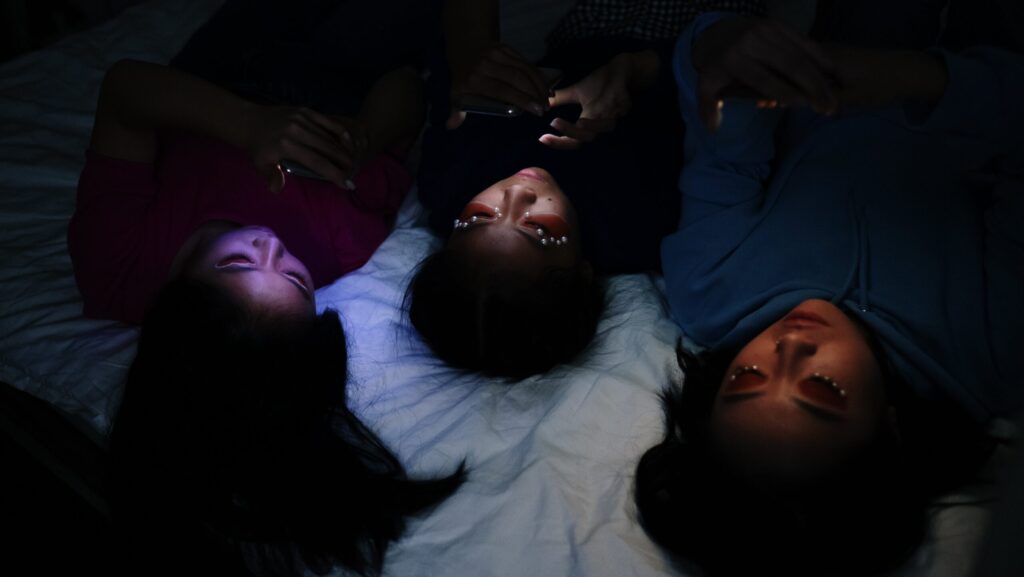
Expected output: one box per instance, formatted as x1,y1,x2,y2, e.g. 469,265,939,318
634,341,993,576
406,247,604,379
108,278,464,577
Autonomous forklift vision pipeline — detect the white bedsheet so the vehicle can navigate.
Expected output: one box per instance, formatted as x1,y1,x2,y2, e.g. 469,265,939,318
0,1,992,576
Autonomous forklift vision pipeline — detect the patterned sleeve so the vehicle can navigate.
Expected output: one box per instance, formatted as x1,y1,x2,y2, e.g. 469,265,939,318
547,0,765,48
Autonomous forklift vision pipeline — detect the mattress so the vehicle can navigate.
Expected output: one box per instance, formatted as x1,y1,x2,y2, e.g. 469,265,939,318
0,1,998,576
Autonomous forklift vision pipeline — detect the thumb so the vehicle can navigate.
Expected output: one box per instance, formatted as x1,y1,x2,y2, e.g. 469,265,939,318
446,109,467,130
268,163,285,194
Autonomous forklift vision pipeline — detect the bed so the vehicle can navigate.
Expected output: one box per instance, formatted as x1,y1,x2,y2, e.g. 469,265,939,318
0,1,1006,575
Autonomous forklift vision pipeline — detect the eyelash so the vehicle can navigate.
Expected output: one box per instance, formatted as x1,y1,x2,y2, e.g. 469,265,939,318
285,271,308,290
808,373,846,398
730,365,762,380
216,254,254,267
729,367,846,398
216,255,308,291
455,211,557,248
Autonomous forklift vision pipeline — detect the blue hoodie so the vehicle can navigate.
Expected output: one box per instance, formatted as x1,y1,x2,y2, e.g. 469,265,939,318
661,13,1024,424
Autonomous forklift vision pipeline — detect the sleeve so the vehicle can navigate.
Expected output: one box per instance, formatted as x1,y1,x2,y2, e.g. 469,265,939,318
347,150,412,214
903,46,1024,158
672,12,783,229
67,150,158,322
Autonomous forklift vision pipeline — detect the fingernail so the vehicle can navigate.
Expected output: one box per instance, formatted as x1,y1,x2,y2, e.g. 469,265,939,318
345,179,356,190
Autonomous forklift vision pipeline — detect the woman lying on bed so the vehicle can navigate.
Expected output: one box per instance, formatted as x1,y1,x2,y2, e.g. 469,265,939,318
634,12,1023,577
408,0,765,378
68,54,461,577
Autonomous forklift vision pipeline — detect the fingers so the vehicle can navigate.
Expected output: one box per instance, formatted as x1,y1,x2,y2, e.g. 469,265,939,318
292,121,355,176
702,19,839,117
268,114,355,189
303,109,357,154
738,57,813,108
446,108,468,130
452,44,550,118
491,45,550,101
774,23,837,76
755,33,837,113
548,86,579,108
268,163,285,194
539,116,617,150
461,73,547,116
539,133,581,150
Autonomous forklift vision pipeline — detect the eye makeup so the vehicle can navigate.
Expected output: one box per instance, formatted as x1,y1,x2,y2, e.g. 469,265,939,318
523,212,570,240
458,202,499,222
797,375,848,411
453,201,571,249
725,365,765,393
722,365,848,413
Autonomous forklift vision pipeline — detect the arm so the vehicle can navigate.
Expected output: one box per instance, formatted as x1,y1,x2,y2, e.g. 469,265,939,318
351,66,425,159
831,45,1024,154
441,0,549,128
90,59,251,164
90,59,359,191
442,0,500,83
673,14,785,228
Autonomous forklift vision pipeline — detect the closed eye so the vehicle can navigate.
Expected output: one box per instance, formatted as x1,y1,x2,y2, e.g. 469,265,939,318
284,271,309,292
798,376,847,411
723,366,766,394
216,254,254,267
523,213,569,238
459,202,497,222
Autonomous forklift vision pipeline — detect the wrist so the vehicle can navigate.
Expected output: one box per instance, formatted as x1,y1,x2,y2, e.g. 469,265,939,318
232,100,260,155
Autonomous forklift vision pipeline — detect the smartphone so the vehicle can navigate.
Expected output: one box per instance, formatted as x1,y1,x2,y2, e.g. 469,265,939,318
461,67,563,118
280,159,327,181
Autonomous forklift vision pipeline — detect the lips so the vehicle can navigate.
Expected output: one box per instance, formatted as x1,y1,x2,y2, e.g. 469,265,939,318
782,309,830,328
516,168,549,183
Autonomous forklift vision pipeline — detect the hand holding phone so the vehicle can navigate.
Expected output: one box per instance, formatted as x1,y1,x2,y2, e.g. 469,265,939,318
460,67,564,118
540,51,657,150
447,43,559,129
247,105,359,193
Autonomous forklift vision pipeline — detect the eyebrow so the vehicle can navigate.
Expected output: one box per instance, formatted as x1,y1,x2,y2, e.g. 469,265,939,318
720,392,845,423
217,266,312,302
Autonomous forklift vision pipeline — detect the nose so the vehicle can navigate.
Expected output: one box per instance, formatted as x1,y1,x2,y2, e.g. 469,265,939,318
504,184,538,210
775,332,818,363
251,233,284,265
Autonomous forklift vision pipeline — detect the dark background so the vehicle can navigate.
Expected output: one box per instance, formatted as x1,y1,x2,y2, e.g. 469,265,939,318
0,0,146,63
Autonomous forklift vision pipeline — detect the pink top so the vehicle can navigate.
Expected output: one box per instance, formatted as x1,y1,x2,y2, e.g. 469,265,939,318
68,133,410,323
